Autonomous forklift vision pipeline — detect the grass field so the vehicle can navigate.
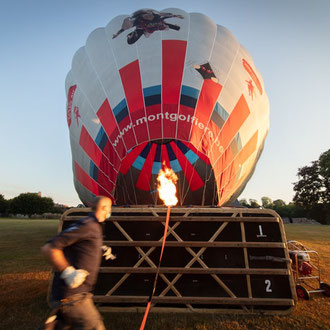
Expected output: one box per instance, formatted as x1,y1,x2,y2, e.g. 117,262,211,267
0,219,329,329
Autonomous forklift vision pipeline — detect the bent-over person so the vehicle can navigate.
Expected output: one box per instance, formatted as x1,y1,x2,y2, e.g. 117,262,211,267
41,196,114,329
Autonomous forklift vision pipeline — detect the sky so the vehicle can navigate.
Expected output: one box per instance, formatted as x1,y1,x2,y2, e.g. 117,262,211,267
0,0,329,206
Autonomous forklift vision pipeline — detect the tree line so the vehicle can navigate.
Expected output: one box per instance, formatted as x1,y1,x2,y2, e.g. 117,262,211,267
239,149,330,225
239,197,307,219
0,193,67,217
1,149,328,223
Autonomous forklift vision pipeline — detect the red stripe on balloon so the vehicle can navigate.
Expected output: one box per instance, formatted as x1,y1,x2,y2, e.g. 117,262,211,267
199,119,222,160
119,60,148,144
74,161,111,197
170,142,204,192
102,141,120,172
161,144,171,169
97,170,115,194
217,131,258,204
97,99,117,133
97,99,126,160
215,95,250,153
145,104,162,140
79,125,116,183
162,40,187,104
189,79,222,149
117,114,137,151
119,60,145,114
233,130,258,170
195,80,223,124
213,147,234,181
176,104,194,141
120,142,148,175
210,95,250,180
162,40,187,138
79,126,102,165
136,144,157,191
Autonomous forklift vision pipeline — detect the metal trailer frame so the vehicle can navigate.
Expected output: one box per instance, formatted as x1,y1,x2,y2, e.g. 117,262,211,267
53,206,297,315
287,240,330,300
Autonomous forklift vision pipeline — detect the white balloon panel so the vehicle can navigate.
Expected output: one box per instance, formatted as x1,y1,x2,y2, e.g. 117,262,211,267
66,8,269,206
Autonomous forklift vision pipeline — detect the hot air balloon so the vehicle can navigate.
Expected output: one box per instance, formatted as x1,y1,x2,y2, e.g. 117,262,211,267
66,8,269,206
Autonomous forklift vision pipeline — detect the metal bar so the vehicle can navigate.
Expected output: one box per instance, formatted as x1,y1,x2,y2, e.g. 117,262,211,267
108,221,191,310
157,222,232,298
57,206,297,316
99,267,290,275
96,216,279,222
93,296,294,306
163,221,238,299
103,241,285,248
97,306,294,315
240,221,253,298
277,215,297,305
61,206,281,216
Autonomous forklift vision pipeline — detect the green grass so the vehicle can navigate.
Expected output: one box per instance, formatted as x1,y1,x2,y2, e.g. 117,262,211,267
284,223,330,243
0,219,329,329
0,218,59,274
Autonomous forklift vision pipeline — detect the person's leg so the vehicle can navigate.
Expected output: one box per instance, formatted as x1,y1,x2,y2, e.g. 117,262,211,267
61,293,105,330
127,29,144,44
166,23,180,31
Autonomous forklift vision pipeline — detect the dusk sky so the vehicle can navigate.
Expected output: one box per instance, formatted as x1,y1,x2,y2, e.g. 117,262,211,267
1,0,329,206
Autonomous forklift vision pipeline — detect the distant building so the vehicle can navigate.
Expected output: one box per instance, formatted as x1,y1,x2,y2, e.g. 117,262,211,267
27,191,42,197
55,203,69,208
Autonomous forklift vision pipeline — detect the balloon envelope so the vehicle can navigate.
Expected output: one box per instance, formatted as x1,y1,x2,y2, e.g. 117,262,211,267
66,8,269,206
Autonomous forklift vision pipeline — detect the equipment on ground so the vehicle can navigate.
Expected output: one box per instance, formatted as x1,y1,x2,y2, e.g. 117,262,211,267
287,240,330,300
51,206,297,315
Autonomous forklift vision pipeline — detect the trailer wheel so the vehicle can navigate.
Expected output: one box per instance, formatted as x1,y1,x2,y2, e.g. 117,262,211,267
320,282,330,297
296,285,310,300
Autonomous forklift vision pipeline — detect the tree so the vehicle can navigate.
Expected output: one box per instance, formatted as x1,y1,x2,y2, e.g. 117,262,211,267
238,198,250,208
261,196,273,208
273,199,286,207
0,194,9,215
9,193,54,217
319,149,330,203
293,149,330,224
293,161,323,206
249,199,260,208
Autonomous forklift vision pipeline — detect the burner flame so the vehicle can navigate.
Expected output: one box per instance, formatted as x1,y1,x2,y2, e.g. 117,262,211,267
157,165,178,206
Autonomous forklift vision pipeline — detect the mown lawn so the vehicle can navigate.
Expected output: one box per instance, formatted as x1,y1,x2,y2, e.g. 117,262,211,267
0,219,329,329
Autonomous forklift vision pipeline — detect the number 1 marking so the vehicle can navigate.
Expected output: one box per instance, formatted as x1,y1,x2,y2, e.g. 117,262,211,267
257,225,267,238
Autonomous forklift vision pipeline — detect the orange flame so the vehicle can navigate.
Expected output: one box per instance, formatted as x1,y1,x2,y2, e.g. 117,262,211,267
157,165,178,206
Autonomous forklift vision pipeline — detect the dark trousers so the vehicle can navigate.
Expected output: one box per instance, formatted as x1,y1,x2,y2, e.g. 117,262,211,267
44,293,105,330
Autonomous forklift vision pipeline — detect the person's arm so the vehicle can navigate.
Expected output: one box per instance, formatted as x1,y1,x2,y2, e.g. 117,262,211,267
41,243,89,288
112,28,124,39
41,243,70,272
101,245,116,260
161,13,184,19
41,223,90,288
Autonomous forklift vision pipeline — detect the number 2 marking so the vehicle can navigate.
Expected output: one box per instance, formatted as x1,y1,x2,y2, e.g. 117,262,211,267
265,279,272,292
257,225,267,238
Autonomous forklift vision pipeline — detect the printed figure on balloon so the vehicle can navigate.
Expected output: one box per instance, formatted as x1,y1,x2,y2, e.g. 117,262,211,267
246,79,255,100
112,9,184,44
194,62,219,83
74,106,81,126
